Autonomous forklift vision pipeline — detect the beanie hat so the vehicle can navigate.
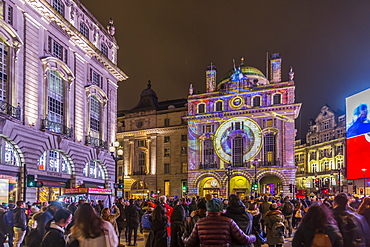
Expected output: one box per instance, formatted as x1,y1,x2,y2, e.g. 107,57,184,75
197,199,207,210
206,198,223,212
270,203,278,210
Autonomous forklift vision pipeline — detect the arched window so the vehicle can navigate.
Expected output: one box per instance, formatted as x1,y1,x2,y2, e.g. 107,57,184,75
203,139,214,165
52,0,65,16
101,43,108,57
47,70,64,130
37,150,71,174
1,138,21,166
80,22,89,39
215,101,223,112
89,96,100,138
264,133,276,165
273,93,281,105
312,163,317,173
83,160,105,179
252,96,261,107
232,137,243,166
198,103,205,114
0,40,9,102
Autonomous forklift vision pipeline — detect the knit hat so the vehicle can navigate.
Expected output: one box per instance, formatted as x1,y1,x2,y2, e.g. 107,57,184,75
206,198,223,212
270,203,278,210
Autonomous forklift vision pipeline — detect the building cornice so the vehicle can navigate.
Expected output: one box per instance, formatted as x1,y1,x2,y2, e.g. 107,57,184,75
117,125,187,138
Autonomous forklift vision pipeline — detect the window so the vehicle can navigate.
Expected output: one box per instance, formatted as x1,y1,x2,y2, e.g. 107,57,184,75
264,133,276,163
215,101,223,112
7,5,12,25
48,71,64,126
198,103,205,114
203,139,214,164
310,151,316,160
37,150,71,174
312,163,317,173
324,161,330,171
266,119,273,127
48,37,68,63
101,43,108,57
90,96,100,138
83,160,105,179
1,138,20,166
164,148,170,157
181,147,187,154
336,144,343,154
252,96,261,107
181,135,187,141
164,163,170,174
80,22,89,39
90,69,102,87
232,137,243,166
164,136,170,143
181,162,187,173
337,158,344,169
323,121,329,130
311,137,318,145
164,118,170,127
0,40,8,102
53,0,65,16
164,180,170,196
137,140,145,147
322,133,330,142
272,94,281,105
337,129,344,137
138,152,146,174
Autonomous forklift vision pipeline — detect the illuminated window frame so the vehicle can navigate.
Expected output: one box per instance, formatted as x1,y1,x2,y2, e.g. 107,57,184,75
272,93,282,105
83,160,105,179
0,40,9,102
197,103,206,114
101,43,108,57
79,22,89,39
252,95,261,107
1,138,21,166
89,95,101,138
53,0,65,17
215,100,223,112
37,150,72,174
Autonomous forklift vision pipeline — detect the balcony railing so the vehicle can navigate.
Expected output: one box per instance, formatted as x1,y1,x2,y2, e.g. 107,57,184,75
132,171,147,175
199,163,218,169
85,135,107,149
41,119,73,138
0,100,21,120
260,160,281,167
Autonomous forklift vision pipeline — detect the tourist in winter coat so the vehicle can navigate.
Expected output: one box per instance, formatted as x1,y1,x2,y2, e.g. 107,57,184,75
292,203,343,247
13,201,27,247
126,199,141,246
3,203,15,247
247,202,263,247
358,197,370,229
101,205,120,237
68,203,118,247
183,198,256,247
40,208,72,247
223,194,253,247
115,197,127,243
263,203,284,247
37,201,62,238
171,204,186,247
146,205,168,247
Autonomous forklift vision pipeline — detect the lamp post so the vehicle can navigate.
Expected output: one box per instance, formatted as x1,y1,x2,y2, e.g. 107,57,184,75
225,164,233,199
338,168,342,193
110,140,123,197
362,168,367,197
253,159,261,198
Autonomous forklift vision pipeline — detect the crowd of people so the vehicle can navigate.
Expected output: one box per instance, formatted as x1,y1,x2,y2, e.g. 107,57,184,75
0,193,369,247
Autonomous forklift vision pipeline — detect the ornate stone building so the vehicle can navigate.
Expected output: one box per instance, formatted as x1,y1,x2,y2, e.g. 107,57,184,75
185,54,301,198
0,0,127,203
295,105,346,196
117,81,188,198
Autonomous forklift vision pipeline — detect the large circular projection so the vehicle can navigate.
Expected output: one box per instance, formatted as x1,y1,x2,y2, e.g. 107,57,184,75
214,117,262,163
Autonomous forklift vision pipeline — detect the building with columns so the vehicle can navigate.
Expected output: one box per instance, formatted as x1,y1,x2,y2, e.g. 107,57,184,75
185,54,301,198
0,0,127,203
117,81,188,198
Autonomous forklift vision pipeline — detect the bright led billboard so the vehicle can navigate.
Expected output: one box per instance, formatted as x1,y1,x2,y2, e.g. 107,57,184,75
346,88,370,180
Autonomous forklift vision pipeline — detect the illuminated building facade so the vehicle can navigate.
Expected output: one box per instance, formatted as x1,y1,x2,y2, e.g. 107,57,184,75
117,81,188,198
295,105,346,196
186,54,301,198
0,0,127,203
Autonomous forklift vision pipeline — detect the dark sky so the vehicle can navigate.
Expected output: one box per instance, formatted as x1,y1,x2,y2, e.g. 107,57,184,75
80,0,370,138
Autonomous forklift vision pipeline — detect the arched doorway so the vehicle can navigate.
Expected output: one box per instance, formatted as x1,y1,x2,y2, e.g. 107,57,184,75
199,177,220,197
259,175,283,196
130,180,149,199
230,176,250,199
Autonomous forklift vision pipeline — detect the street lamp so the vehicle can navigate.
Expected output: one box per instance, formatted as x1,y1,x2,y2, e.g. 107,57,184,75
253,159,261,198
338,168,342,193
110,140,123,197
362,168,367,197
225,164,233,199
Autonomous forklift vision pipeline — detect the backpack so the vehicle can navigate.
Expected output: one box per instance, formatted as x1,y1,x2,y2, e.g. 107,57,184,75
311,229,332,247
141,213,151,229
295,209,303,218
25,228,42,247
272,221,285,237
283,202,293,215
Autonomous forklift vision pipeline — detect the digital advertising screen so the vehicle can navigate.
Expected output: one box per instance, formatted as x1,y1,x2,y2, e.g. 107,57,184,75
346,88,370,180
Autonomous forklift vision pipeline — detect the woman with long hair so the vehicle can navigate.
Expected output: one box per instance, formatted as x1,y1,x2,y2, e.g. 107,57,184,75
292,203,343,247
358,197,370,228
101,205,120,238
40,208,72,247
146,205,168,247
68,203,118,247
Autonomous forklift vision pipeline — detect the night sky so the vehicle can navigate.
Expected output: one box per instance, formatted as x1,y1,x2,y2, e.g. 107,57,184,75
79,0,370,138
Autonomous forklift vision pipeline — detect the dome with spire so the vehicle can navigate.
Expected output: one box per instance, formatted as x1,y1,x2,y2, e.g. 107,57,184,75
127,80,159,112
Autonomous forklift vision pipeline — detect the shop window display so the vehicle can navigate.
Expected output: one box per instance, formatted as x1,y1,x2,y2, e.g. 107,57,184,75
37,150,72,174
83,160,105,179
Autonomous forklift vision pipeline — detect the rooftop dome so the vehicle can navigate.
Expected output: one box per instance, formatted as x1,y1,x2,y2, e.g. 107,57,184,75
218,65,266,86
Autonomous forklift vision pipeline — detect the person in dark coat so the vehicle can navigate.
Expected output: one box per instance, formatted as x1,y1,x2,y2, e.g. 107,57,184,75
146,205,168,247
292,203,343,247
223,194,253,247
171,204,186,247
40,208,72,247
37,201,62,238
116,197,127,243
188,198,197,213
3,203,15,247
263,203,284,247
247,202,263,247
126,199,141,246
13,201,27,247
358,197,370,229
0,207,7,247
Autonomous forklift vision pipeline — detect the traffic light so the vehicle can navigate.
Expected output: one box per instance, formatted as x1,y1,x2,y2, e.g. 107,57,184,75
36,181,44,188
314,179,319,187
360,188,364,194
251,183,258,190
322,189,328,194
289,184,293,193
353,185,357,193
26,175,35,187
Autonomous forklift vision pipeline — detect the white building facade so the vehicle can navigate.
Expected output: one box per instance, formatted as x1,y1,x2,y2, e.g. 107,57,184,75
0,0,127,203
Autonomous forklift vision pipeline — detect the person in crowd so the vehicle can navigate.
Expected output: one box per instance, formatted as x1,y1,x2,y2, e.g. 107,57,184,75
13,201,27,247
188,198,197,213
116,197,127,243
67,202,77,215
146,205,169,247
37,200,62,238
358,197,370,228
280,197,294,237
292,203,343,247
187,198,207,234
171,203,186,247
159,195,173,237
350,196,362,210
68,203,118,247
292,202,303,229
40,208,72,247
223,194,253,247
183,198,256,246
101,205,120,240
263,203,285,247
247,202,263,247
141,207,153,245
3,203,15,247
0,207,7,247
333,193,370,246
28,206,40,230
126,199,141,246
181,199,190,217
259,196,270,232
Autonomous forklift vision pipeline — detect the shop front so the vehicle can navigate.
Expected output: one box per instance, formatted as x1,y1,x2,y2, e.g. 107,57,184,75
62,188,113,207
0,174,18,204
